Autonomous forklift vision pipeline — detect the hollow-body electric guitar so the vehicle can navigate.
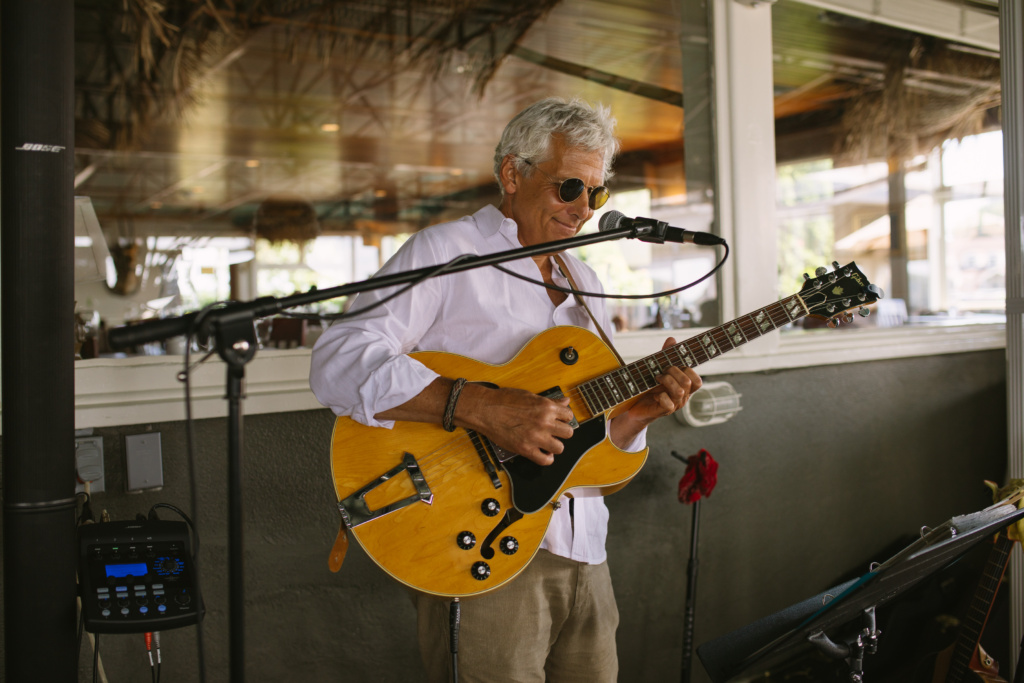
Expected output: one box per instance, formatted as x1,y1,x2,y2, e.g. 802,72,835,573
328,261,882,597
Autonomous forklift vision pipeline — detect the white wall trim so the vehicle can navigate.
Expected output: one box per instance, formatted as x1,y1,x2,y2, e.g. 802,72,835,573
0,324,1000,434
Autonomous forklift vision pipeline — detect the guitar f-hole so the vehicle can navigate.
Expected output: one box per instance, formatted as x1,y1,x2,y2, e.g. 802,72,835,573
479,509,524,560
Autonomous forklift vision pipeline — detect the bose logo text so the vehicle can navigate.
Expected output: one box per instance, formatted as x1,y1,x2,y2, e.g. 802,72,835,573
15,143,66,153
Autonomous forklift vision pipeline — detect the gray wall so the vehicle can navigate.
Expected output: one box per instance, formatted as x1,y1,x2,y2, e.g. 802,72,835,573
0,349,1009,681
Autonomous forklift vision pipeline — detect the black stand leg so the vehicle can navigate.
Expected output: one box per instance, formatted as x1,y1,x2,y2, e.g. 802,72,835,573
449,598,461,683
1013,632,1024,683
213,312,259,683
227,364,246,682
682,500,700,683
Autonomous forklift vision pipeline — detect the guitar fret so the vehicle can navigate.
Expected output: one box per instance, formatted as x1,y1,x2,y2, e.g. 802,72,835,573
699,332,722,359
784,295,807,321
620,367,641,398
602,374,624,404
635,362,657,390
712,328,736,351
752,308,776,334
725,321,747,346
579,381,600,416
642,355,663,380
596,381,613,413
767,302,791,326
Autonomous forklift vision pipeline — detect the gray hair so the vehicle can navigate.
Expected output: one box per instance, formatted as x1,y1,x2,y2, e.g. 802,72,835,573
493,97,620,194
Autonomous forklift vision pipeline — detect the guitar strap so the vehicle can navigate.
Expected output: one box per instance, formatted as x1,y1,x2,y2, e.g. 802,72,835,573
553,253,625,367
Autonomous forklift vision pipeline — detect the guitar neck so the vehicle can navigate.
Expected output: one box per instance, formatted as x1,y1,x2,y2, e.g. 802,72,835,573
945,534,1015,683
579,293,809,414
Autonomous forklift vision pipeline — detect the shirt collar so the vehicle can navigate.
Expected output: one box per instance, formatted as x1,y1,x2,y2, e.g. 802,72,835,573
474,204,518,243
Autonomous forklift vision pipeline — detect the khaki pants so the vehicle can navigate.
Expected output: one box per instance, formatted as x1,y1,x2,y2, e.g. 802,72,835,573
413,550,619,683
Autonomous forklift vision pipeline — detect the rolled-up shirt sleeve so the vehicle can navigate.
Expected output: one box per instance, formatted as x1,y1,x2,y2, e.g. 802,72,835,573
309,231,445,428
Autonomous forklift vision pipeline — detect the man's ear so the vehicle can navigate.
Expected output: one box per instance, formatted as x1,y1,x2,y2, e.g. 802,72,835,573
499,155,518,196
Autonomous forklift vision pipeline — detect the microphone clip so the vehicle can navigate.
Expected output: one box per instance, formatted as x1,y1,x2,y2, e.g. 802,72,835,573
629,217,672,244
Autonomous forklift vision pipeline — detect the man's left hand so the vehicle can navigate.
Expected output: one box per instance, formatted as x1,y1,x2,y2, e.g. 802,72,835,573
608,337,702,447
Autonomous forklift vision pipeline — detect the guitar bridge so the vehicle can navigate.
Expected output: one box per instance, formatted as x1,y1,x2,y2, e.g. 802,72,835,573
338,452,433,528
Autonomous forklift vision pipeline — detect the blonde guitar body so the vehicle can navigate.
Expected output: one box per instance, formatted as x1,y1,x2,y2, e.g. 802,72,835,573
329,325,648,598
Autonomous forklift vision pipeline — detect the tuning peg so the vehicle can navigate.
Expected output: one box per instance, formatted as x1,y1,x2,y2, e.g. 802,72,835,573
841,312,854,324
842,298,851,307
826,303,836,313
858,307,870,317
803,273,811,281
832,261,841,269
826,318,841,329
815,266,828,277
868,284,884,299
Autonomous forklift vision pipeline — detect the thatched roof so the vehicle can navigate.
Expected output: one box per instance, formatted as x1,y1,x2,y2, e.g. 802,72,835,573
100,0,561,149
838,37,1001,163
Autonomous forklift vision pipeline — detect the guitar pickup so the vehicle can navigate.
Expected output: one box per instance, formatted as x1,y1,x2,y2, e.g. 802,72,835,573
338,452,433,528
467,430,502,490
539,386,578,428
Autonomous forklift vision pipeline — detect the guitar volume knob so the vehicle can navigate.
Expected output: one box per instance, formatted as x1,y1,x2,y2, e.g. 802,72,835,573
481,498,500,517
499,536,519,555
456,531,476,550
471,562,491,581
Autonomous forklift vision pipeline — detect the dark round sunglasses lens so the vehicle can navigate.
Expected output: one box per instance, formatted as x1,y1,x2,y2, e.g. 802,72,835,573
558,178,586,203
590,187,610,210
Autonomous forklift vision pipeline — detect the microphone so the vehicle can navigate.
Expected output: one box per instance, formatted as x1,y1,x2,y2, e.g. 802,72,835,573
598,210,726,246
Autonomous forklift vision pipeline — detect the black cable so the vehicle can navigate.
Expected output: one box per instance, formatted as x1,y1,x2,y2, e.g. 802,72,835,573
77,491,95,526
178,312,212,683
92,633,100,683
491,241,729,301
148,502,200,560
76,603,86,675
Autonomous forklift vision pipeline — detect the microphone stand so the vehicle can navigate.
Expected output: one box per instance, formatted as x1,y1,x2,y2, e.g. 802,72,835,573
106,221,665,683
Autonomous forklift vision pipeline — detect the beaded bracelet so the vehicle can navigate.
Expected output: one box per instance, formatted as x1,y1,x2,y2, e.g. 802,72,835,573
442,378,468,432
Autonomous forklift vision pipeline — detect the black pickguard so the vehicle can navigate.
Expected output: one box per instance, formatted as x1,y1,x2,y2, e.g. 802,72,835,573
499,415,607,514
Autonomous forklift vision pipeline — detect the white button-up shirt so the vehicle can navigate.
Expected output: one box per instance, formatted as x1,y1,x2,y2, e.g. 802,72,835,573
310,204,645,564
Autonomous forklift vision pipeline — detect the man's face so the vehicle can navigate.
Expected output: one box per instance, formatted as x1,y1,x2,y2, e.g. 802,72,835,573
500,134,606,248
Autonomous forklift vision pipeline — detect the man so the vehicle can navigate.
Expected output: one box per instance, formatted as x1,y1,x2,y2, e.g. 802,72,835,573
310,97,702,682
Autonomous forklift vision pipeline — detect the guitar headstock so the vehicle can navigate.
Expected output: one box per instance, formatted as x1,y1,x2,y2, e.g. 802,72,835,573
799,261,883,328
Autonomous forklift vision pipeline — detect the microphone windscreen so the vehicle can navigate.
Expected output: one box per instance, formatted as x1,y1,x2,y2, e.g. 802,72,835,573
598,210,626,232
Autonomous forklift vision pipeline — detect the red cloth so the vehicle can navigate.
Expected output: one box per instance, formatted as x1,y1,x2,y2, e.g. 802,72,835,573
677,449,719,504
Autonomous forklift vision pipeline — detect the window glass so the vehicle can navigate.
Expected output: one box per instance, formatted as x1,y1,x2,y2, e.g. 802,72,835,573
72,0,718,353
772,1,1003,328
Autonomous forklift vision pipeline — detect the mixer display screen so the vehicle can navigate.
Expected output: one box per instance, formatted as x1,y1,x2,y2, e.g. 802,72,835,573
105,562,149,579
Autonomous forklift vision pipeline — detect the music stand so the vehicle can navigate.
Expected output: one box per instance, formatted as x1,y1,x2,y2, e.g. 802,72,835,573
697,502,1024,683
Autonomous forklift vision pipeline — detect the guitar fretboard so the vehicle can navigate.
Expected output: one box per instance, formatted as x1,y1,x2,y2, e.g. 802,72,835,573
946,534,1014,683
578,293,809,416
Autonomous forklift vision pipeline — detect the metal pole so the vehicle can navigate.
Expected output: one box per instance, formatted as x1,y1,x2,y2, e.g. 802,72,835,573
1001,0,1024,671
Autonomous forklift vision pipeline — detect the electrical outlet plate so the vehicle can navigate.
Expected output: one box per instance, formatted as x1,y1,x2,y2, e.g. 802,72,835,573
125,432,163,492
75,436,105,494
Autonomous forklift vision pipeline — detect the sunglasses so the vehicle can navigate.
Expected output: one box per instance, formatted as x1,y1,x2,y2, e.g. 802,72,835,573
522,159,610,210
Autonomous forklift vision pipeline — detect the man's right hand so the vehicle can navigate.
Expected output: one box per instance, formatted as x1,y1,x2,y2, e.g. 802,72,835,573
455,384,575,466
374,378,575,467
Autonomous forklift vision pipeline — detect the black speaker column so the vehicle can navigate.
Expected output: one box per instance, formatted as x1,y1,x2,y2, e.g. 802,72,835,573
2,0,79,680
